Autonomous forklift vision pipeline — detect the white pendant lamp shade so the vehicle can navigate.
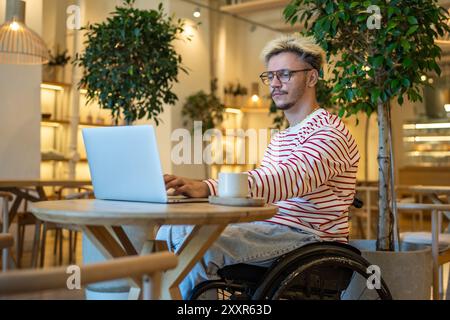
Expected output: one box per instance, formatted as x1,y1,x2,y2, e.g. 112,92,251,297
0,0,49,64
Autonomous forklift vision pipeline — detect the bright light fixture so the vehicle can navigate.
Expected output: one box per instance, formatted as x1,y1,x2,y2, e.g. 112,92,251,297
40,83,64,91
251,95,260,103
193,7,201,18
225,108,242,114
404,136,450,142
0,0,50,64
403,123,450,129
9,21,20,31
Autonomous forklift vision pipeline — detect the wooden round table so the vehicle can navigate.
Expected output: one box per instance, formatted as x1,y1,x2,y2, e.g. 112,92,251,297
30,199,277,299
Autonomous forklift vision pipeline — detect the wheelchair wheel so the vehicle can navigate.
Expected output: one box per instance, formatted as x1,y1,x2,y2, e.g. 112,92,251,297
254,255,392,300
190,280,255,300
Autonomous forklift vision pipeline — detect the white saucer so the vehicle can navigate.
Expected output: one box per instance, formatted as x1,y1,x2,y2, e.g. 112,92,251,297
208,196,266,207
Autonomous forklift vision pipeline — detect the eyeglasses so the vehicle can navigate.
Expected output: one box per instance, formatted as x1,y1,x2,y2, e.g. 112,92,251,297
259,68,313,85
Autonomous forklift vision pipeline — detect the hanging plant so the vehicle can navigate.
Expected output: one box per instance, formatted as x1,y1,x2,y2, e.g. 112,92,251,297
75,0,188,125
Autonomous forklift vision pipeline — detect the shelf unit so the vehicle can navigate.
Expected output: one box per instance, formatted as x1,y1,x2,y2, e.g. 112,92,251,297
40,81,119,181
208,105,273,179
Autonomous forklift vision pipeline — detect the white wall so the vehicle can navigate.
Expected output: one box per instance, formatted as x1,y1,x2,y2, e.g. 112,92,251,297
169,0,211,179
0,0,42,179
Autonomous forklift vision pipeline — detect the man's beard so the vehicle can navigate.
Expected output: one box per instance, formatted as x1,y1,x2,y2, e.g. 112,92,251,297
272,83,306,111
275,102,295,111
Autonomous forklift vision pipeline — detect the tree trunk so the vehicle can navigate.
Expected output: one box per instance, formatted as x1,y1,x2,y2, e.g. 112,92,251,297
364,114,371,183
376,100,394,251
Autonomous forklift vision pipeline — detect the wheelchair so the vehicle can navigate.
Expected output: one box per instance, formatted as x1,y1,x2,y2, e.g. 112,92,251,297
190,198,392,300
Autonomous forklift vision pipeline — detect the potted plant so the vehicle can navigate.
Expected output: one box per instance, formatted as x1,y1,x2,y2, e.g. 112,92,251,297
75,0,187,125
43,48,71,83
223,82,248,107
182,79,225,132
284,0,450,299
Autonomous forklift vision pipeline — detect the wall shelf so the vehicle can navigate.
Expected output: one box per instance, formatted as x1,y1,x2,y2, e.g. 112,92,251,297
42,119,113,128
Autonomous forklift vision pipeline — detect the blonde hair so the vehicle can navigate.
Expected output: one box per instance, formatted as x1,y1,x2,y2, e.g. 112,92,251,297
260,34,326,71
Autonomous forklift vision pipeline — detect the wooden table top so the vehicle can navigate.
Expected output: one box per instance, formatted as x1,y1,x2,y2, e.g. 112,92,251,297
0,180,92,188
30,199,278,226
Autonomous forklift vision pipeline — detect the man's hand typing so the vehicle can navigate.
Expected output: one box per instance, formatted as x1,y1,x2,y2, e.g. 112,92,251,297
164,174,210,198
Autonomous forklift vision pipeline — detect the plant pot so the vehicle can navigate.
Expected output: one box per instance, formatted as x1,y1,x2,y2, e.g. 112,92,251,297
43,65,65,83
346,239,432,300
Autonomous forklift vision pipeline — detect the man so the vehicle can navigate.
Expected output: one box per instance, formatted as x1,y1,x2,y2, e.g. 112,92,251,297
158,34,360,299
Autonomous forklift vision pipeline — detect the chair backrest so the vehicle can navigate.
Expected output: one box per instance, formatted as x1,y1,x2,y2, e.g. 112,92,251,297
0,252,177,299
0,234,14,250
0,192,13,202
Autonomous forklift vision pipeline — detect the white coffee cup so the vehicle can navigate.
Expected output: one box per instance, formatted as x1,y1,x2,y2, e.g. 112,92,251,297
218,172,256,198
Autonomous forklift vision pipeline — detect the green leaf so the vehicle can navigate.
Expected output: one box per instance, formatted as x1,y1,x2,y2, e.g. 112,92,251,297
387,21,397,31
407,16,418,25
402,78,411,87
401,39,411,51
388,7,396,19
325,2,334,14
345,89,354,101
406,25,419,36
403,57,413,68
391,79,400,90
372,56,384,68
371,88,381,104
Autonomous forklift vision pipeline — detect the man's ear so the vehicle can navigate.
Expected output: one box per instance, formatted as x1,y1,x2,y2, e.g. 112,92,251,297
308,70,319,87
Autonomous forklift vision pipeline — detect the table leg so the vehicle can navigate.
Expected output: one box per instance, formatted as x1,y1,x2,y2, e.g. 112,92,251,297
160,224,227,300
81,226,141,291
432,210,439,300
111,226,138,256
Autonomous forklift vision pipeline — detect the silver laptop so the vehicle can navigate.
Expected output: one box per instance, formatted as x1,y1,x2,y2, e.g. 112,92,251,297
82,125,208,203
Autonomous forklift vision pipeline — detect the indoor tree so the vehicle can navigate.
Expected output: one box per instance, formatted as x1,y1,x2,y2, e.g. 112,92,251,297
284,0,450,250
75,0,187,125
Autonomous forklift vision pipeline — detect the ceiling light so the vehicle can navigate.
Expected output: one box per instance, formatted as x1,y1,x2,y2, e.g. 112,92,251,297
193,7,201,18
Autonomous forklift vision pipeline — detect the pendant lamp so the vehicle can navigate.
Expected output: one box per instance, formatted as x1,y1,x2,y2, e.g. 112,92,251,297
0,0,49,64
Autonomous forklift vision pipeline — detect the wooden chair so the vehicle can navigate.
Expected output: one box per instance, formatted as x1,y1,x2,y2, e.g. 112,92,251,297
0,252,177,300
0,234,14,251
1,192,14,271
38,186,94,267
15,190,41,268
0,233,14,272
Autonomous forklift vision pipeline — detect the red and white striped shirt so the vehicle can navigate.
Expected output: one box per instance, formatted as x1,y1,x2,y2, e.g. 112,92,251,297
205,108,360,242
